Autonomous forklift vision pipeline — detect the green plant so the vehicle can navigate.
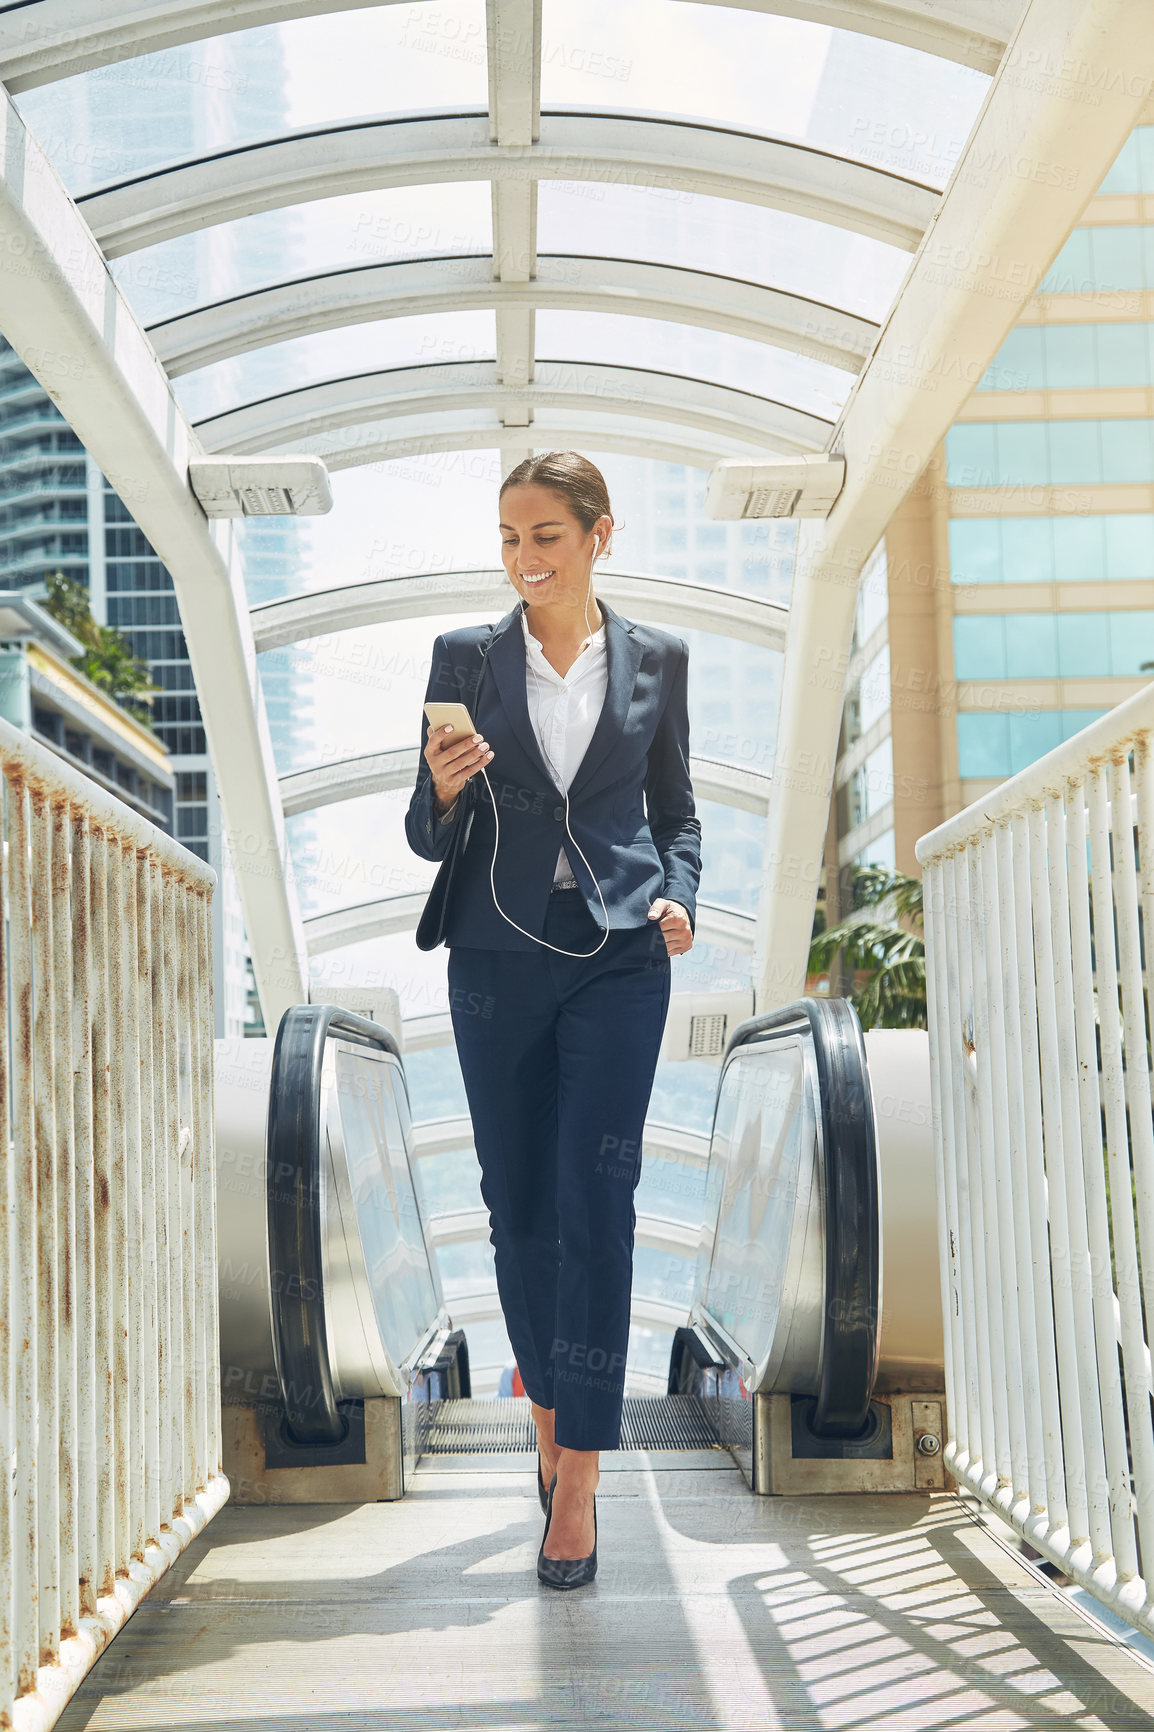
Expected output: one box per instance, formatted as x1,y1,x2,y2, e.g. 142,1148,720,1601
808,864,927,1030
41,572,159,730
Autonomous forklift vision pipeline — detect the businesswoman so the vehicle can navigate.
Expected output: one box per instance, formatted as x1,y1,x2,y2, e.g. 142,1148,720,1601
405,451,701,1588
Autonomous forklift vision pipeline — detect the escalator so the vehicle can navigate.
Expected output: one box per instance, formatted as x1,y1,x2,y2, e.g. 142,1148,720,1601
214,997,942,1496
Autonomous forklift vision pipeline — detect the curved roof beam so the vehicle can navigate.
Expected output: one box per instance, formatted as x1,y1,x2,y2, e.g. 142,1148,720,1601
0,0,1015,91
279,746,772,819
250,568,790,655
193,358,834,459
265,417,769,475
304,892,755,956
80,111,939,258
151,253,878,379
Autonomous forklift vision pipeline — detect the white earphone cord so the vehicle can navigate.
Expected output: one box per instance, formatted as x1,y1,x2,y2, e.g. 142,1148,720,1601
476,552,610,957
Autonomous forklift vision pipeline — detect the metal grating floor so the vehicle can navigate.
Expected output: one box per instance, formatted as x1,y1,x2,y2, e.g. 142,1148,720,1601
422,1394,722,1454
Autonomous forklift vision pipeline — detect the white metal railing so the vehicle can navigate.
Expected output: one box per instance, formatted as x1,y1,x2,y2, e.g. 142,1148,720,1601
916,682,1154,1635
0,717,228,1731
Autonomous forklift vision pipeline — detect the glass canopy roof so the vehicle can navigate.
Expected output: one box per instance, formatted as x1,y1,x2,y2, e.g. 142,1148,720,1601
5,0,997,1030
0,0,1049,1389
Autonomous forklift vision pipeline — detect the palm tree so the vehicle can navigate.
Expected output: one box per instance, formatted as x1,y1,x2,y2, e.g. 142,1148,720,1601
808,864,926,1030
42,572,159,730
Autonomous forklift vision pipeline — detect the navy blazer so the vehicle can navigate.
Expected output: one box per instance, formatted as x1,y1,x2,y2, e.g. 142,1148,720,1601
405,596,702,951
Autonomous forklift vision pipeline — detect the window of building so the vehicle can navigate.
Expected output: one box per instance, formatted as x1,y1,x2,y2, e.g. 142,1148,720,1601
954,611,1154,680
946,419,1154,488
957,708,1107,779
847,734,893,830
1100,125,1154,194
949,513,1154,585
854,829,896,872
858,644,891,735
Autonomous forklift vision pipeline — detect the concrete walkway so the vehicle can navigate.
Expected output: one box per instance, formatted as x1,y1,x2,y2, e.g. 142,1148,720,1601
58,1451,1154,1731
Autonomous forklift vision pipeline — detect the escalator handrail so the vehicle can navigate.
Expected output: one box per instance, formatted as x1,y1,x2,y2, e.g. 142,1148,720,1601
714,997,880,1437
266,1003,401,1447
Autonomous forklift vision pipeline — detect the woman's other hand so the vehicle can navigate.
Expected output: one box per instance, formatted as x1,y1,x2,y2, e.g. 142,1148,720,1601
647,898,693,956
425,723,494,813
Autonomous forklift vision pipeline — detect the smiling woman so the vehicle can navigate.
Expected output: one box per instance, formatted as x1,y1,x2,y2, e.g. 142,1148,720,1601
405,447,701,1586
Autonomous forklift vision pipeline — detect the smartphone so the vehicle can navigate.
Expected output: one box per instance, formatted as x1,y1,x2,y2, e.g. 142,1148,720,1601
424,701,478,740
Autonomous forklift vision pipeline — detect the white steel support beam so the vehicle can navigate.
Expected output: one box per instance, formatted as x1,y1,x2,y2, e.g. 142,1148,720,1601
279,745,771,818
488,0,541,473
258,416,775,475
149,255,875,378
675,0,1018,72
193,359,833,459
250,568,789,653
79,113,938,258
753,0,1154,1012
0,84,309,1025
0,0,1017,91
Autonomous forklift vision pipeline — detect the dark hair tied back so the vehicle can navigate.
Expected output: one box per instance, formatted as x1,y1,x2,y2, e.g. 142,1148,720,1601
499,451,615,555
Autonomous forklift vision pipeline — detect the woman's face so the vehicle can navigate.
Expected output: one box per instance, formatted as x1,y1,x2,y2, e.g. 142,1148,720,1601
499,483,610,612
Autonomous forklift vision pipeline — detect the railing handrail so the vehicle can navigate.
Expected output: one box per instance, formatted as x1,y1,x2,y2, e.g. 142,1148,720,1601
0,713,214,888
916,678,1154,864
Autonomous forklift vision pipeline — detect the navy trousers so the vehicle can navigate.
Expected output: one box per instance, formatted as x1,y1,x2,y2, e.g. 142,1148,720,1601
447,886,672,1450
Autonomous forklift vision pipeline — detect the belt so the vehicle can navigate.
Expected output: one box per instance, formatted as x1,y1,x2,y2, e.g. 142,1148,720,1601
550,876,580,892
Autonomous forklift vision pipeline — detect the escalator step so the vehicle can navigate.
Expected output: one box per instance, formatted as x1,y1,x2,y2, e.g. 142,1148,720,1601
423,1394,721,1453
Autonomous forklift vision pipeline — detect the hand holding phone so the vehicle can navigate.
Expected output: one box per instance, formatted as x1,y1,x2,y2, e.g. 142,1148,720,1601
423,701,494,812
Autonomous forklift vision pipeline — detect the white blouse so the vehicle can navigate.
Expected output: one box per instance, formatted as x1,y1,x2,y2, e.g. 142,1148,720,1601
520,603,608,884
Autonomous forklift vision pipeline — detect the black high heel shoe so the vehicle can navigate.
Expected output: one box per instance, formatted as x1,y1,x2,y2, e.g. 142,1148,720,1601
537,1450,549,1513
537,1472,597,1589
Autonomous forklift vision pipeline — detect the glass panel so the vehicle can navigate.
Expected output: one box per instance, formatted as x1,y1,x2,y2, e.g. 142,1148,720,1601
1056,611,1109,676
953,616,1006,680
858,645,891,734
536,184,908,322
854,828,895,871
695,801,766,915
175,310,497,421
634,1152,708,1228
950,514,1154,583
416,1147,484,1216
949,421,1154,487
1001,516,1052,585
111,184,493,326
534,310,851,419
1109,611,1154,675
1051,514,1105,583
957,712,1009,778
1008,710,1062,769
853,541,888,648
1105,514,1154,579
701,1038,817,1368
15,4,488,197
331,1044,439,1366
541,0,988,185
595,453,796,604
948,519,1002,585
1005,615,1056,678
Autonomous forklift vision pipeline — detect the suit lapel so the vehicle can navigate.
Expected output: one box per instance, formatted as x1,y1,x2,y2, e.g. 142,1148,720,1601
484,595,644,801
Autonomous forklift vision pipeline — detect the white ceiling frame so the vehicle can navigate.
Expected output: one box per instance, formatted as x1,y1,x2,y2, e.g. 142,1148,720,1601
263,415,780,474
150,254,876,378
193,359,834,458
488,0,540,476
754,0,1154,1012
0,0,1017,90
675,0,1018,72
79,111,939,258
280,746,771,819
250,568,790,654
0,77,310,1029
304,892,754,956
